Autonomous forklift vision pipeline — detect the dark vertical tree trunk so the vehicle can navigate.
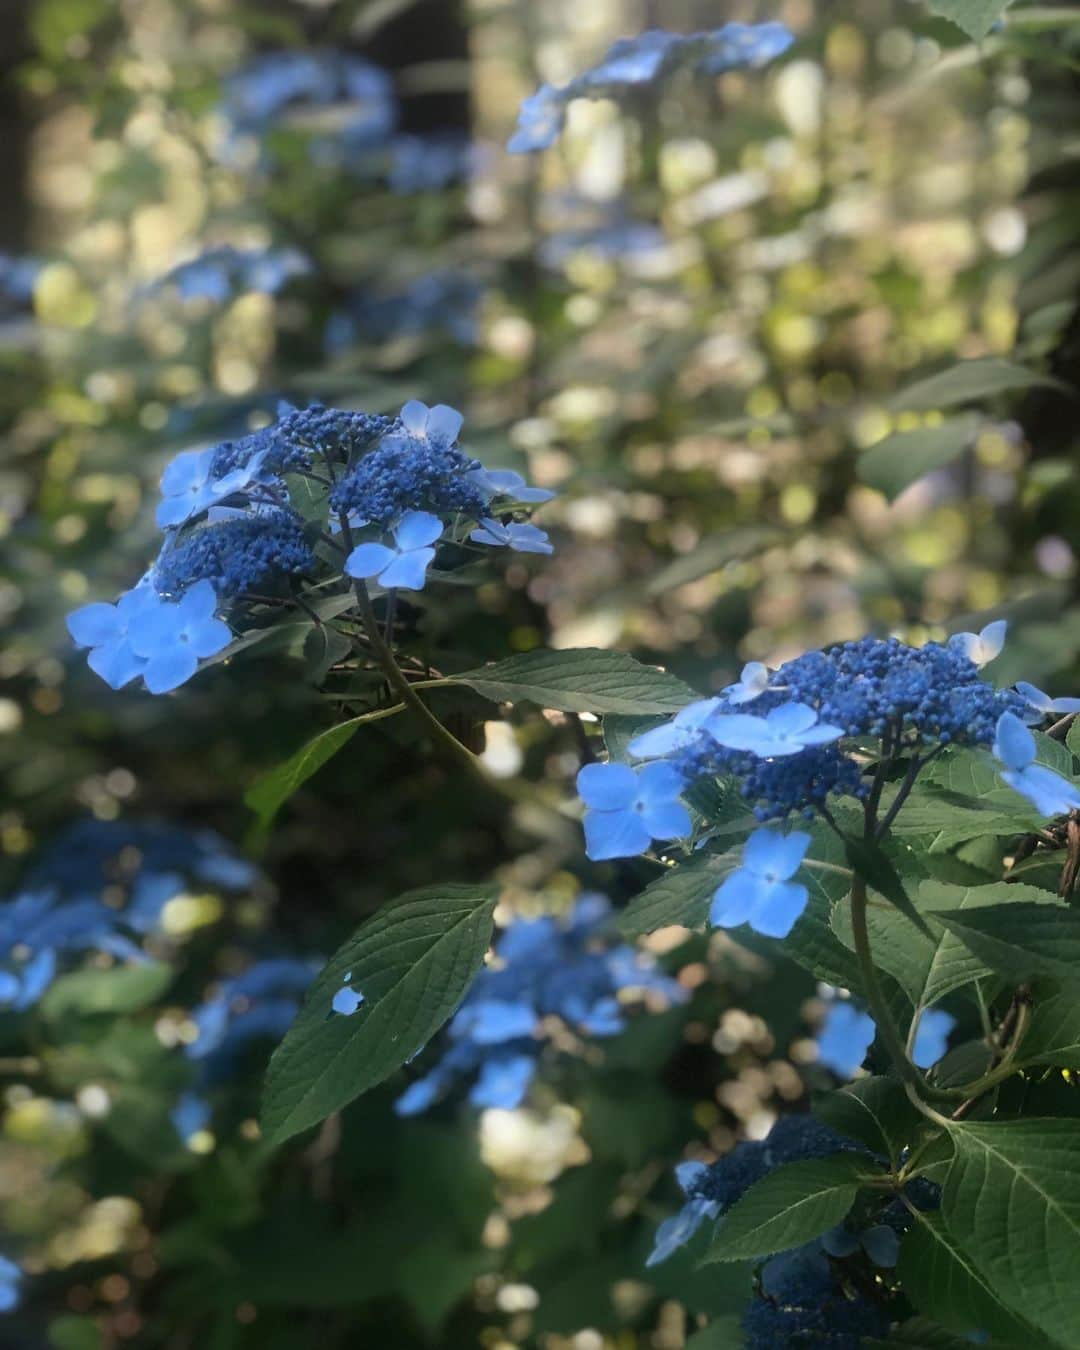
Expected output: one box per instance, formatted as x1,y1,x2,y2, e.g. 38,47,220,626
0,0,31,250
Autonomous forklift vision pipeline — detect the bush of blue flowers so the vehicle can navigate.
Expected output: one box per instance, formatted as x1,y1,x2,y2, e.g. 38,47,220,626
5,0,1080,1346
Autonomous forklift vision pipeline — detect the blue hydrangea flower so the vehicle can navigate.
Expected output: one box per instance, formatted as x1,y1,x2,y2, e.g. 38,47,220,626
744,1238,889,1347
127,581,232,694
627,698,725,759
469,1052,537,1109
0,947,57,1011
471,468,554,505
156,444,269,528
709,828,811,938
1014,681,1080,717
507,85,566,154
152,507,315,600
577,761,691,860
388,399,464,449
993,712,1080,817
160,246,312,303
185,958,316,1071
646,1161,721,1266
912,1007,955,1069
817,1002,876,1078
723,661,771,705
948,619,1007,668
470,519,553,554
698,20,795,73
708,702,844,757
331,971,365,1017
67,584,160,689
0,1255,21,1313
344,510,443,591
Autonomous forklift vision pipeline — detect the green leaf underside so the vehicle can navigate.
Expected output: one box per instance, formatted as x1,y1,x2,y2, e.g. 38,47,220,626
942,1119,1080,1344
926,0,1012,41
261,886,499,1144
446,648,697,714
858,417,978,501
890,356,1065,409
899,1210,1050,1344
245,719,363,833
930,900,1080,984
702,1154,876,1263
831,882,1059,1009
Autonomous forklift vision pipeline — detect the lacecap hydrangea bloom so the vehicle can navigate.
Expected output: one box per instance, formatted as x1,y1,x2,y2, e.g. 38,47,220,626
394,894,686,1116
68,398,555,695
1,819,255,1014
508,22,794,153
577,627,1080,941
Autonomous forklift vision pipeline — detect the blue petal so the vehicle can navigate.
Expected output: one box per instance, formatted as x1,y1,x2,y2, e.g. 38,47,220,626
398,400,430,436
765,702,818,736
635,760,685,805
185,615,232,659
709,869,765,929
177,579,219,624
861,1224,900,1268
66,602,122,648
992,712,1034,772
638,798,692,841
394,510,444,551
817,1004,876,1078
87,639,147,690
344,541,397,579
577,762,638,810
743,827,811,881
645,1196,716,1267
749,878,808,938
583,808,652,861
469,1053,535,1109
394,1072,445,1117
912,1008,955,1068
143,645,200,695
161,448,211,497
425,404,464,444
378,546,435,591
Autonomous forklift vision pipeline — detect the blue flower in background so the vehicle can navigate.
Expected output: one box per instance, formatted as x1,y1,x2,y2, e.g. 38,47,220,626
67,584,159,690
948,619,1007,668
708,702,844,757
344,510,444,591
395,894,686,1116
577,761,691,860
507,85,566,154
470,519,553,554
817,1001,876,1078
0,1254,21,1313
912,1007,956,1069
158,246,311,303
709,828,811,938
185,958,316,1069
388,132,474,193
1014,681,1080,717
645,1161,721,1266
126,581,232,694
698,20,795,73
723,661,771,705
471,468,555,505
993,712,1080,817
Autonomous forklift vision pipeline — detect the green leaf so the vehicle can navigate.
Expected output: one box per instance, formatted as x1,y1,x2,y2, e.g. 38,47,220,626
866,1317,1026,1349
1067,716,1080,758
831,882,1057,1009
1017,986,1080,1068
942,1119,1080,1344
701,1154,876,1263
445,648,697,715
890,357,1066,410
39,964,173,1019
684,1319,745,1348
814,1077,925,1165
899,1209,1050,1343
844,835,932,937
617,855,735,938
930,900,1080,984
261,885,499,1145
857,418,978,502
47,1316,104,1350
646,526,783,596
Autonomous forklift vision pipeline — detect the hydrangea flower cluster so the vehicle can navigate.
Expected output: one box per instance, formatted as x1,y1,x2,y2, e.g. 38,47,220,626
508,22,794,153
1,819,255,1014
394,894,686,1116
741,1240,891,1348
68,399,554,694
578,627,1080,939
154,245,312,304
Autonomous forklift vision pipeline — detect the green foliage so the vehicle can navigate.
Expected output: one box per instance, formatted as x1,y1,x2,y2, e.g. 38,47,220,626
858,417,979,501
446,648,697,714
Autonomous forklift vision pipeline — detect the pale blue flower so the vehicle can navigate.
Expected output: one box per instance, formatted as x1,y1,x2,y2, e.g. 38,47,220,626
708,702,843,757
470,519,553,554
1014,681,1080,717
948,619,1006,668
392,399,464,447
577,761,691,860
451,998,537,1044
471,468,555,504
709,828,811,938
344,509,443,591
67,584,159,689
127,580,232,694
912,1008,955,1069
627,698,724,759
468,1052,536,1109
507,84,566,153
698,21,795,73
817,1002,875,1078
993,712,1080,816
723,661,771,705
156,445,268,528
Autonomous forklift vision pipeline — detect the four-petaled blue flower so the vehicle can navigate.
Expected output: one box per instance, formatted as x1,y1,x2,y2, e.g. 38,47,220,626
470,519,553,554
471,468,555,504
344,510,444,591
709,828,811,938
709,702,844,757
331,970,365,1017
724,661,771,705
948,619,1006,669
1015,681,1080,717
127,581,232,694
993,712,1080,817
627,698,724,759
156,445,267,529
66,584,159,690
816,1001,875,1078
391,399,464,447
577,761,691,860
912,1007,955,1069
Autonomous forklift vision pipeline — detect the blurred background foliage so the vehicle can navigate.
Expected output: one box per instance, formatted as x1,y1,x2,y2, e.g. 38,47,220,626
1,0,1079,1345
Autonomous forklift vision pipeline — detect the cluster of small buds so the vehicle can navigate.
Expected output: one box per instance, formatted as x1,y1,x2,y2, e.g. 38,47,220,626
1,819,255,1015
741,1242,891,1348
577,626,1080,940
508,22,794,153
392,894,687,1116
68,399,555,694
